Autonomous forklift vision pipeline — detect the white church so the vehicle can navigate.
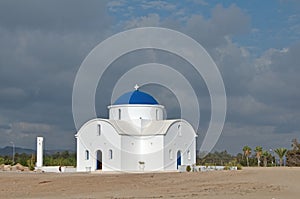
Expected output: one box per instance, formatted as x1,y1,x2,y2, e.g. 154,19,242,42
75,85,197,172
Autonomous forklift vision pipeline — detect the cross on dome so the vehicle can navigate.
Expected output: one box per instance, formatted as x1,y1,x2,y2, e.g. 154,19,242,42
134,84,139,90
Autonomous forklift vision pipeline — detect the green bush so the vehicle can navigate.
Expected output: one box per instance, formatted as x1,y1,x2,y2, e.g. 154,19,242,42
237,164,242,170
186,165,191,172
0,157,4,165
27,156,35,171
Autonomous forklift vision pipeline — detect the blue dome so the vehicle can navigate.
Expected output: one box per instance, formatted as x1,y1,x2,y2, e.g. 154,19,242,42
114,90,158,105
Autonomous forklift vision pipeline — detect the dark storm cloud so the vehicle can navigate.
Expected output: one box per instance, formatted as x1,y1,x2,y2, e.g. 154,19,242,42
0,0,299,154
0,0,114,149
0,0,111,31
250,43,300,109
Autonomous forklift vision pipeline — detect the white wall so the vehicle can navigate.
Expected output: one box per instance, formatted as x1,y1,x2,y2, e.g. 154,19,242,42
108,105,164,121
76,119,121,172
76,119,196,172
163,121,196,171
121,135,164,171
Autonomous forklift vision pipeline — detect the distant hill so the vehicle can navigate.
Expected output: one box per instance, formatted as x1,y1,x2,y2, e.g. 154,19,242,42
0,146,35,156
0,146,75,156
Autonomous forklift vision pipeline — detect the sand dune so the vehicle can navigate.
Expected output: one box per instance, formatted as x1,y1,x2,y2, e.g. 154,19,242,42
0,167,299,199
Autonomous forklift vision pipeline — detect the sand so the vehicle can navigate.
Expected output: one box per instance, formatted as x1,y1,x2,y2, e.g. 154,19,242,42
0,167,299,199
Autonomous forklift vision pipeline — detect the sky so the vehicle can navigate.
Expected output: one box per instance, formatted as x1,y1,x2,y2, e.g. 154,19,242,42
0,0,299,154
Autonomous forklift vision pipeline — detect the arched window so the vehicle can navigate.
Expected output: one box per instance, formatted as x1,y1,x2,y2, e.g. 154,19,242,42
178,124,182,136
85,150,89,160
169,149,173,160
118,109,121,120
108,149,113,160
97,124,101,136
187,150,191,160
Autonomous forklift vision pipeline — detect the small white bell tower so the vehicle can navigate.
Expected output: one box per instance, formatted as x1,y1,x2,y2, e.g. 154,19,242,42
36,137,44,167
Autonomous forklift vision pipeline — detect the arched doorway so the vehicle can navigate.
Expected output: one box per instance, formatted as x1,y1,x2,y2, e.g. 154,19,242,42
177,150,182,169
96,150,102,170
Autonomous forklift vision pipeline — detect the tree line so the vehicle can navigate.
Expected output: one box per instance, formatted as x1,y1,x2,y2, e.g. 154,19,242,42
0,150,76,170
197,139,300,167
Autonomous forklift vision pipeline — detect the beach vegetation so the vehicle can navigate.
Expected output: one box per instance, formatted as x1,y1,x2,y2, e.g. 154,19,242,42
286,139,300,166
254,146,263,167
243,146,251,167
0,150,76,168
274,148,287,166
186,165,191,172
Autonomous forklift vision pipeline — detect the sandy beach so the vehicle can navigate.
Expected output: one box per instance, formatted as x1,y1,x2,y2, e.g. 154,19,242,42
0,167,299,199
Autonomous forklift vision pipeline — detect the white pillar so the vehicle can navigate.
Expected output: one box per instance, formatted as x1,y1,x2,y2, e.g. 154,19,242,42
36,137,44,167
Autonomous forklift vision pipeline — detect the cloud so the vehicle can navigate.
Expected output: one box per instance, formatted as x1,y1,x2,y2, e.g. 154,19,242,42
0,0,299,155
107,0,127,12
111,2,299,153
0,0,115,150
0,121,74,150
211,4,250,35
0,87,28,103
184,4,250,49
215,122,297,154
251,44,300,108
187,0,208,6
0,0,112,32
140,1,177,11
124,13,161,29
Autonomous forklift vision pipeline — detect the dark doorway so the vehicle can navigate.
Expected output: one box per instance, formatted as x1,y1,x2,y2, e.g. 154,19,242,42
96,150,102,170
177,150,182,169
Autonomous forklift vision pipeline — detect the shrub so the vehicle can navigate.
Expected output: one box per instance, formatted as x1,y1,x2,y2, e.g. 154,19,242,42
237,164,242,170
186,165,191,172
0,157,4,165
27,158,35,171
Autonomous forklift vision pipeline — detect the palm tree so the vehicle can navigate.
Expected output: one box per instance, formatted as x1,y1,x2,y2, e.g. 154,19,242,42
243,146,251,167
262,150,270,167
274,148,287,166
254,146,263,167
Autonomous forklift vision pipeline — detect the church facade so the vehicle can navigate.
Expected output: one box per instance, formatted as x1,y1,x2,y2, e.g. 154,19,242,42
75,87,197,172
